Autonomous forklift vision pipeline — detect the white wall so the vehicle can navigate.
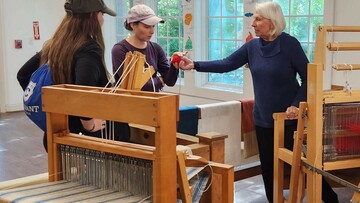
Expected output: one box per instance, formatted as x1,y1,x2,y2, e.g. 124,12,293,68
0,0,64,112
330,0,360,90
1,0,360,112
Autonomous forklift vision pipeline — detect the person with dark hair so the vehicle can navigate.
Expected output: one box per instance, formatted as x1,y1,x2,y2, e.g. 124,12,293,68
111,4,179,92
17,0,130,151
175,2,338,203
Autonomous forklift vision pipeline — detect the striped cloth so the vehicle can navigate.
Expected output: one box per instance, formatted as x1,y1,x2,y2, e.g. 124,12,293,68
0,168,208,203
0,180,150,203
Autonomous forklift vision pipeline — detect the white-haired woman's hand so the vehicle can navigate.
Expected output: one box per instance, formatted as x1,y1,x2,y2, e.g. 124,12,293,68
171,51,194,70
178,56,194,70
285,106,298,120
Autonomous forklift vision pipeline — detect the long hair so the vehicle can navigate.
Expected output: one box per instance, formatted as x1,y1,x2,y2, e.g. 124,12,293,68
41,12,107,84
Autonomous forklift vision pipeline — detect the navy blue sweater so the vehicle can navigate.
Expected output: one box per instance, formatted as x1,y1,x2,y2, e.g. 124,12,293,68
195,32,308,128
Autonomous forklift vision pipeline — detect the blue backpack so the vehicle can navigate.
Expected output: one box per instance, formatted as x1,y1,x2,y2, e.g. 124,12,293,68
23,63,52,132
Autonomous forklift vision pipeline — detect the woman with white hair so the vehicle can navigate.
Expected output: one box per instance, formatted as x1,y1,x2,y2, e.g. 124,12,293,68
175,2,338,203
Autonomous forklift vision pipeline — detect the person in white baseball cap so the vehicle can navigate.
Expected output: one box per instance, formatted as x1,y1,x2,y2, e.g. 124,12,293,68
111,4,179,93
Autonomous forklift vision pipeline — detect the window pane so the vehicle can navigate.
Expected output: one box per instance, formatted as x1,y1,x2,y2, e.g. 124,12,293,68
158,22,167,37
114,0,131,40
169,38,181,54
301,43,308,57
235,69,243,86
208,18,221,39
168,18,181,37
116,18,126,36
155,0,183,66
158,38,168,54
284,17,290,33
236,18,244,39
222,18,236,40
303,43,316,62
208,69,243,86
290,17,309,42
222,0,236,16
209,0,221,16
310,0,324,15
208,40,221,60
310,17,323,42
115,0,130,16
274,0,290,15
236,0,244,16
290,0,309,15
222,41,238,56
209,73,222,83
157,0,168,16
168,0,180,16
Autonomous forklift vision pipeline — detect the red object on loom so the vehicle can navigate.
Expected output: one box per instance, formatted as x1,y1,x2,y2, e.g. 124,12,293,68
343,123,360,134
336,136,360,153
336,123,360,153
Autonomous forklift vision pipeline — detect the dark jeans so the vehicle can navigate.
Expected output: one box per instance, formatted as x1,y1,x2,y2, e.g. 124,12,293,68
255,125,339,203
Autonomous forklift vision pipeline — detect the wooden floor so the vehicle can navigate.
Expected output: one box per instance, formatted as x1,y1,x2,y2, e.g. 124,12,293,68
0,111,355,202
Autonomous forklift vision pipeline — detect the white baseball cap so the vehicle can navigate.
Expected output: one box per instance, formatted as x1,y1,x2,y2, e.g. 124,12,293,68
126,4,164,26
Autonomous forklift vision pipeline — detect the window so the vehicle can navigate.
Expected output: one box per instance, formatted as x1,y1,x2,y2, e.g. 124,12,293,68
156,0,184,58
274,0,324,62
113,0,131,42
156,0,184,79
202,0,324,91
207,0,245,87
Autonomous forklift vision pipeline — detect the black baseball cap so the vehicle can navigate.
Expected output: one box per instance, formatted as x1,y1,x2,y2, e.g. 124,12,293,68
64,0,116,16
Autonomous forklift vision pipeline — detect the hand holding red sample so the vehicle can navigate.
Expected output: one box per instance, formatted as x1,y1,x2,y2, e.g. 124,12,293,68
171,54,183,64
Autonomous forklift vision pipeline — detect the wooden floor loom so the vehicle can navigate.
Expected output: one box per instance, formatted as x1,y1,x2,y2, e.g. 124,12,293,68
0,84,233,202
274,26,360,203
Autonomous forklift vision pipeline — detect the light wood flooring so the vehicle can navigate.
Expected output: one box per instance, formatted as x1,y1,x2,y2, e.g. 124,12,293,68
0,111,356,202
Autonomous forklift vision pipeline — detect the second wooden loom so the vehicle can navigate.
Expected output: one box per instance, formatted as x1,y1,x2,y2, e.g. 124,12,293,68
274,26,360,203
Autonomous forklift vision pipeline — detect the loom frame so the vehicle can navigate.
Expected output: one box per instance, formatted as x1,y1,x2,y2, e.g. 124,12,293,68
274,26,360,203
42,84,179,203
